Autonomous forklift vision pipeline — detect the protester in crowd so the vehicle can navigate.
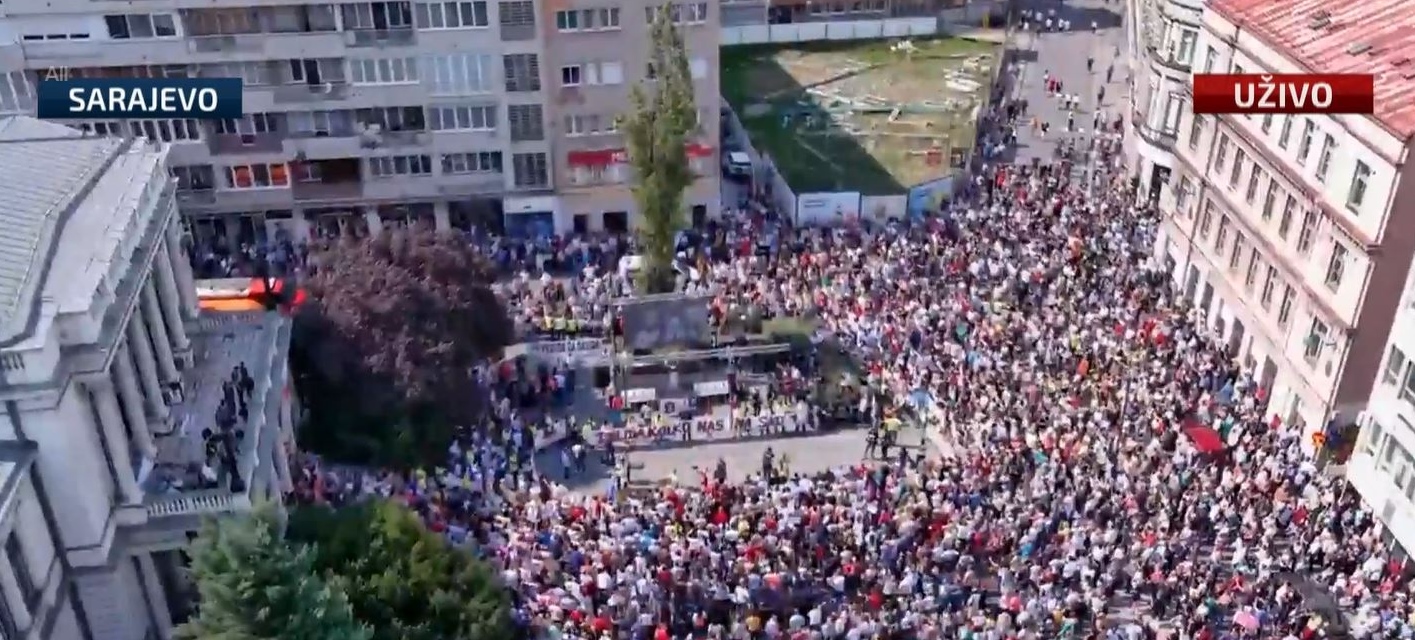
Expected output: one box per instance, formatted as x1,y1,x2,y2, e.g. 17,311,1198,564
282,78,1415,639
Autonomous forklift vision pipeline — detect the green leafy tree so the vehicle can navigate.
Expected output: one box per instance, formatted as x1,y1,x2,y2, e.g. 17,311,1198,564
287,501,513,640
621,7,698,293
289,226,514,468
178,504,370,640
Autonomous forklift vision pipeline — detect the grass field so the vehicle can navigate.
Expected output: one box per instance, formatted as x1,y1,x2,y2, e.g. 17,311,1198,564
721,37,999,195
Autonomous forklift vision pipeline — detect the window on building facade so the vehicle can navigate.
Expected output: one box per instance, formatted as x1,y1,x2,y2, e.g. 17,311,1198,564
1385,346,1407,385
1404,365,1415,406
1278,195,1297,238
355,106,425,131
1228,150,1244,188
1325,241,1347,290
1176,29,1197,64
512,152,549,188
1215,215,1231,252
1277,116,1293,149
1202,46,1216,72
1304,319,1329,361
561,64,582,86
1176,176,1193,212
1315,134,1335,183
1228,236,1245,271
1243,249,1259,288
503,53,541,92
1198,203,1215,239
1260,113,1272,134
369,154,434,177
440,151,502,174
1245,167,1262,203
214,113,279,135
1296,210,1317,255
1259,266,1277,308
223,163,290,189
1261,181,1278,220
105,13,178,39
507,104,544,141
350,57,420,84
646,2,709,24
564,114,605,136
428,105,496,131
1348,160,1372,211
1277,285,1294,327
499,1,535,26
555,7,621,31
171,165,217,191
1187,116,1204,150
1296,119,1315,163
128,119,202,142
424,54,493,94
414,1,489,28
1213,135,1229,171
342,2,414,29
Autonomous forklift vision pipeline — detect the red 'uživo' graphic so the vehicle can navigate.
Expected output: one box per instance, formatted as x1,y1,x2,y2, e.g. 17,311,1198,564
1192,74,1375,115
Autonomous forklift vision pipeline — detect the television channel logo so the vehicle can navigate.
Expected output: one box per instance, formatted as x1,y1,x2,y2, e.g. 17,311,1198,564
37,78,242,120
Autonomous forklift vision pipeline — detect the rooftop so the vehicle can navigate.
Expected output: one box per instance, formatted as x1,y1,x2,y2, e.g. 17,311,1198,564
0,117,132,346
142,310,287,497
1210,0,1415,139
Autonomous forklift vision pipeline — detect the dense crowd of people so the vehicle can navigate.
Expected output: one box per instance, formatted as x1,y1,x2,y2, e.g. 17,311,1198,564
273,41,1415,640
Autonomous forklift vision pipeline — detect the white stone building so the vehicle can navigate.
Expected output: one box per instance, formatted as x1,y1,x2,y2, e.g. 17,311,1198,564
1124,0,1202,200
1155,0,1415,442
1350,270,1415,557
0,116,296,640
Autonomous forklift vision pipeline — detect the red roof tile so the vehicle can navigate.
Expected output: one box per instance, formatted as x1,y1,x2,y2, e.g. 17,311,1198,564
1210,0,1415,139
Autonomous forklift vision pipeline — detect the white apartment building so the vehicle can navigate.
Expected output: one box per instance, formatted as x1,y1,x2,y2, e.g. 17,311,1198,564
1156,0,1415,443
1125,0,1202,200
0,116,297,640
1349,271,1415,557
0,0,722,242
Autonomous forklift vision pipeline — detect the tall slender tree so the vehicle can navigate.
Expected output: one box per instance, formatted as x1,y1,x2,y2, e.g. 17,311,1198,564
178,505,370,640
621,6,698,293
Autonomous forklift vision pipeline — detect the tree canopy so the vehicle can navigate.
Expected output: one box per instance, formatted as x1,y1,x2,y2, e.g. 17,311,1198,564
178,504,371,640
621,7,697,293
290,227,513,467
287,501,513,640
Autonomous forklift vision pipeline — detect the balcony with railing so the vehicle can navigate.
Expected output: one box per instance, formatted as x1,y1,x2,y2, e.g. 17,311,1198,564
291,158,365,202
207,130,288,156
344,28,417,48
138,311,291,533
269,82,351,105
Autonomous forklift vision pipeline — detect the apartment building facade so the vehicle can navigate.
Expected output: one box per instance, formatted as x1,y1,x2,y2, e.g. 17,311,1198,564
545,0,721,234
1155,0,1415,442
1349,270,1415,557
1124,0,1201,200
0,0,721,243
0,117,297,640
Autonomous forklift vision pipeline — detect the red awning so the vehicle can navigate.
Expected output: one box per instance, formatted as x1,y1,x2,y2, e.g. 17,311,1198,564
1183,424,1225,454
567,149,629,167
569,144,712,166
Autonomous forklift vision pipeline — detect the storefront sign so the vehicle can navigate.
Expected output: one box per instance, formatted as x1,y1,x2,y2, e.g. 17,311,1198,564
595,413,810,445
693,380,731,397
526,338,610,364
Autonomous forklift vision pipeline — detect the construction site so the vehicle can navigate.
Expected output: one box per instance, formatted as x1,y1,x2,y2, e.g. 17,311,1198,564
722,37,1000,195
